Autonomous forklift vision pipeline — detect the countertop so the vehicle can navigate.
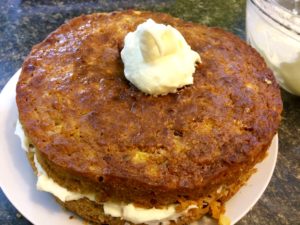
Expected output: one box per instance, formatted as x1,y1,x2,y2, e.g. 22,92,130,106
0,0,299,224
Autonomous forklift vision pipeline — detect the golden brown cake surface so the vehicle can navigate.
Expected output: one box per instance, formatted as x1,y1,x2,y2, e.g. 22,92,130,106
16,10,282,206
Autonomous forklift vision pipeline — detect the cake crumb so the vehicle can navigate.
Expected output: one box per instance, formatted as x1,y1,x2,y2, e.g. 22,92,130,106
16,212,22,218
264,78,272,84
218,214,231,225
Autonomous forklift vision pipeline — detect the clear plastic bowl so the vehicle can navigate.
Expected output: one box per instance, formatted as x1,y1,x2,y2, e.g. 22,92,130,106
246,0,300,95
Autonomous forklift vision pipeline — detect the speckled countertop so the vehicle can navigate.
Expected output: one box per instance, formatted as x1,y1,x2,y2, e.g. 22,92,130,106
0,0,299,224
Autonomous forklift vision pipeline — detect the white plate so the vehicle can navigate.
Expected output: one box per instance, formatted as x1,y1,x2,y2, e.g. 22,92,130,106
0,69,278,225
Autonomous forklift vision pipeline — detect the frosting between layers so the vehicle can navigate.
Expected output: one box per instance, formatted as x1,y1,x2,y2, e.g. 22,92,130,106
15,120,29,151
104,202,198,225
15,119,198,225
34,154,96,202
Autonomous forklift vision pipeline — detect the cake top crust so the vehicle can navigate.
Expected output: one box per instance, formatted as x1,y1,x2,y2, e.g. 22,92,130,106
16,10,282,200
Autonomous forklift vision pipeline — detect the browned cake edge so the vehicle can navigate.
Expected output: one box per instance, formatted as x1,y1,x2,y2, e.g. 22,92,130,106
33,138,270,207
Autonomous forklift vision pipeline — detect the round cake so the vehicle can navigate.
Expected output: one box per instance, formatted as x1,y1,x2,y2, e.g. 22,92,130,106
16,10,282,225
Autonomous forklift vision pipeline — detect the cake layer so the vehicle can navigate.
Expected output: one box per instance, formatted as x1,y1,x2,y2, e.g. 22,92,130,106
27,150,254,225
16,10,282,206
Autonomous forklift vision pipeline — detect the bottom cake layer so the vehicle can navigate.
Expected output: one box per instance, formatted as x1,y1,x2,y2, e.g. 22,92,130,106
27,150,256,225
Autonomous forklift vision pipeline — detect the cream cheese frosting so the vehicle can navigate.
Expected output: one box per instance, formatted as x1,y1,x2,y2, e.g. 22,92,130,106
121,19,201,96
15,119,198,225
247,0,300,95
104,202,197,225
15,119,29,152
33,154,96,202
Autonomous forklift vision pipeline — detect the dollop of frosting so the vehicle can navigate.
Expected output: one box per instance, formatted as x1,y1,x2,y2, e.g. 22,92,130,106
121,19,201,96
